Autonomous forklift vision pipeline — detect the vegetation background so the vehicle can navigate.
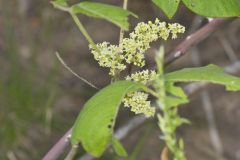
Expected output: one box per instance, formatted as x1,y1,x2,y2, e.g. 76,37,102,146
0,0,240,159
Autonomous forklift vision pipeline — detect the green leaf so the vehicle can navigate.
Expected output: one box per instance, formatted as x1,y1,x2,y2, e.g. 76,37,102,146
71,2,137,30
51,0,68,9
152,0,180,19
182,0,240,17
165,64,240,91
112,137,128,157
165,82,189,107
165,96,188,108
165,82,188,99
71,81,144,157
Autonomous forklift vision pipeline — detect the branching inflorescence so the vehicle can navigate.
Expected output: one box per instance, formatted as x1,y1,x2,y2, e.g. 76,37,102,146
90,19,185,76
91,18,186,159
90,18,185,118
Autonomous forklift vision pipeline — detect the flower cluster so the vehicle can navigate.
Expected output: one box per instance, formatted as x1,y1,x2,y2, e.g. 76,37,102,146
89,19,185,76
123,70,157,117
126,70,157,85
89,42,125,76
123,92,155,117
168,23,185,39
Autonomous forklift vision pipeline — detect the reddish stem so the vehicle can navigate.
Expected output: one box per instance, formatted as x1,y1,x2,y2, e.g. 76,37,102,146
164,18,230,66
42,128,72,160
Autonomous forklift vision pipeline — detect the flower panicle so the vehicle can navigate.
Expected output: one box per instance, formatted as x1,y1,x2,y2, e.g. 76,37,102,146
123,69,157,117
89,18,185,76
126,69,157,85
123,91,155,117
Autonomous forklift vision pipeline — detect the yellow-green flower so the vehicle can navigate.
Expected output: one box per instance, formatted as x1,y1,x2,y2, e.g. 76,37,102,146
89,19,185,76
123,92,155,117
89,42,125,76
126,70,157,85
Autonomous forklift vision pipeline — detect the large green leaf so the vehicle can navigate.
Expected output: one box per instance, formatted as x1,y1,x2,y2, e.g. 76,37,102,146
71,81,144,157
152,0,180,19
71,2,137,30
182,0,240,17
165,64,240,91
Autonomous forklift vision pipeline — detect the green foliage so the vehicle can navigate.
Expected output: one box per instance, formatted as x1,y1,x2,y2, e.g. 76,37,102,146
182,0,240,17
165,82,189,108
165,64,240,91
71,81,145,157
112,137,128,157
71,2,137,30
152,0,180,19
156,63,240,160
51,0,67,8
153,0,240,18
51,0,136,30
154,47,188,160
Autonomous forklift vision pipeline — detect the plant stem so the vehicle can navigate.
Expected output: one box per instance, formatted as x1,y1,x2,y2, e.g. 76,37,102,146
164,18,230,66
64,147,78,160
143,86,159,98
112,0,129,82
69,12,99,52
55,52,99,90
119,0,128,44
43,128,72,160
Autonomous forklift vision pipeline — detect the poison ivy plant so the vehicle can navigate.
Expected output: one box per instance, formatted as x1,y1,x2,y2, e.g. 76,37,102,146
71,81,145,157
153,0,240,19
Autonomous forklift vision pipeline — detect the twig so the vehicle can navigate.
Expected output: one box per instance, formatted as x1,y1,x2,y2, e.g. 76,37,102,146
164,18,231,66
224,61,240,73
190,43,224,159
160,147,169,160
64,147,78,160
119,0,128,44
69,12,98,52
216,32,238,63
7,151,18,160
42,128,72,160
201,91,225,160
113,0,129,81
55,52,99,90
